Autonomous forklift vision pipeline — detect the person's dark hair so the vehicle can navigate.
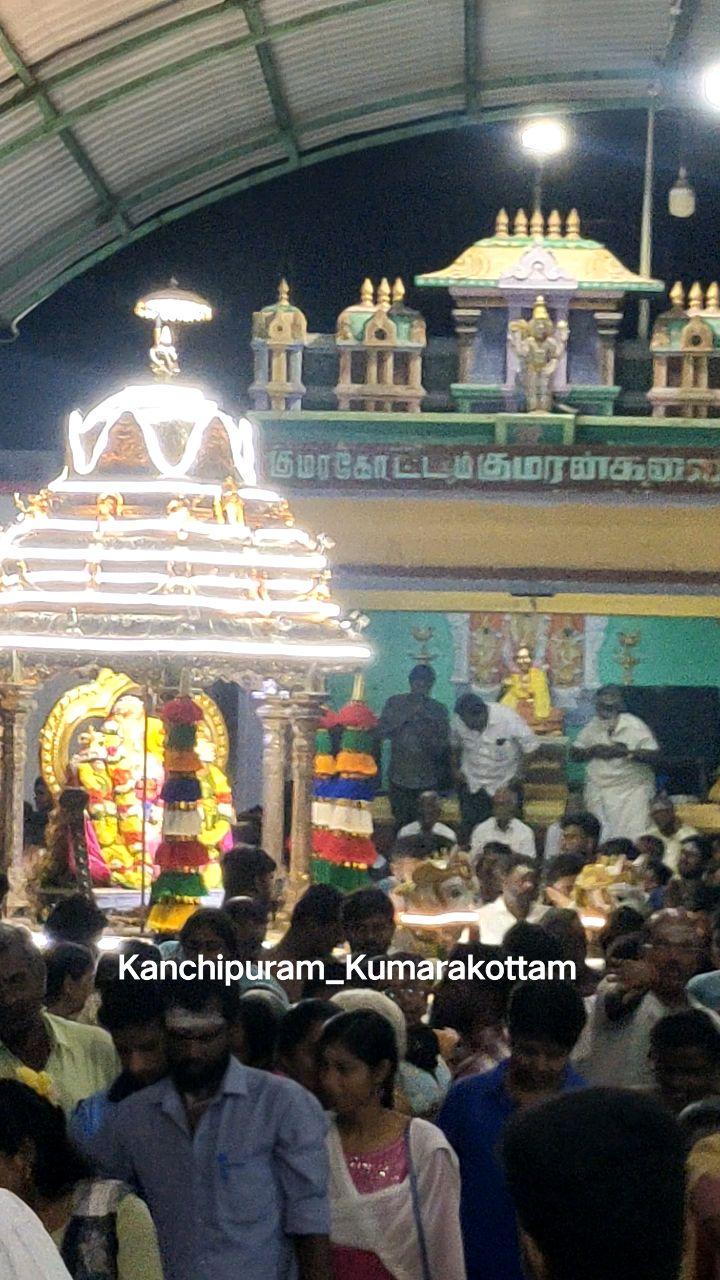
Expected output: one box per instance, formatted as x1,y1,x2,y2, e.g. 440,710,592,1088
291,883,344,928
165,976,241,1026
645,858,673,887
508,980,586,1052
392,831,454,861
44,895,107,946
560,812,601,843
301,960,349,998
98,976,168,1033
318,1009,398,1108
221,845,276,900
502,922,565,966
680,834,714,869
223,896,269,926
597,683,625,702
405,1024,440,1074
597,838,639,862
504,852,537,875
639,836,666,861
503,1088,686,1280
342,888,394,927
430,944,509,1034
454,692,487,719
0,1080,89,1197
545,853,585,884
119,938,162,963
409,664,435,686
599,906,647,955
605,932,643,964
235,994,282,1070
276,999,336,1059
651,1009,720,1063
0,870,8,901
44,942,94,1005
480,840,514,862
179,907,239,957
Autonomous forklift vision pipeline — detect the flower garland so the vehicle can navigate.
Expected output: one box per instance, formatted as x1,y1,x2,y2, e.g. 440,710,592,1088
147,695,207,933
311,681,378,891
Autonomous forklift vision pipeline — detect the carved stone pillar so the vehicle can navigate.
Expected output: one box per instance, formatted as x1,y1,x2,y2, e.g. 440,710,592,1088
257,695,289,869
0,684,36,870
288,692,325,896
594,310,622,386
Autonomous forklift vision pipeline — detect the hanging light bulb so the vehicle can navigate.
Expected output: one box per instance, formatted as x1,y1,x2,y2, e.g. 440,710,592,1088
668,165,696,218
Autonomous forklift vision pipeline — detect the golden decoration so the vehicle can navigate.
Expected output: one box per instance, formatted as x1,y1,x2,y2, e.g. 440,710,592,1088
530,208,544,237
360,278,373,306
391,277,405,304
706,282,720,312
514,208,529,236
278,277,290,304
613,631,641,686
688,281,704,312
377,278,391,311
670,281,685,309
39,667,229,796
547,209,562,237
565,209,581,239
495,208,509,237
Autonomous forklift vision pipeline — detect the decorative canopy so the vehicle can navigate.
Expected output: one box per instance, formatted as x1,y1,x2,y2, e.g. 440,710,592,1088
0,379,371,679
416,208,665,295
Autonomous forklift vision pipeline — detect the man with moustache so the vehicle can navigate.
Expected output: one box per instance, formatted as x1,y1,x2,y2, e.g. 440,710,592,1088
439,981,586,1280
96,978,331,1280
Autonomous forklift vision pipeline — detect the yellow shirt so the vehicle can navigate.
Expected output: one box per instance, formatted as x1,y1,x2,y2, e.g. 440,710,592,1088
0,1012,118,1113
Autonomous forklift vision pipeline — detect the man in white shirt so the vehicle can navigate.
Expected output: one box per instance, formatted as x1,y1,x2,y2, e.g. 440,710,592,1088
641,793,698,873
569,686,660,843
0,1189,72,1280
476,854,547,946
470,787,537,860
574,909,720,1089
397,790,457,844
451,693,540,846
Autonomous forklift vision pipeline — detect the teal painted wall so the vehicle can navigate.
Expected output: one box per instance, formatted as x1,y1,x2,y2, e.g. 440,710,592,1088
598,617,720,687
329,611,720,717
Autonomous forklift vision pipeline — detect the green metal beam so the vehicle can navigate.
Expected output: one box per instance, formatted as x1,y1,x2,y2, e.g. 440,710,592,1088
464,0,480,114
234,0,299,163
1,91,656,330
0,23,130,234
2,0,414,118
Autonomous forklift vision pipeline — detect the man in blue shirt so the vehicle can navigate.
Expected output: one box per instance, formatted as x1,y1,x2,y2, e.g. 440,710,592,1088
96,976,331,1280
438,980,587,1280
70,974,169,1154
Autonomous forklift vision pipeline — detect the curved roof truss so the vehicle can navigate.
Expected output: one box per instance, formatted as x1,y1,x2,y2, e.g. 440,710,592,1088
0,0,713,329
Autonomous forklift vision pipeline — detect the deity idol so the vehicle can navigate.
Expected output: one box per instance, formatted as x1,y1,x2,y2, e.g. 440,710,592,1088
509,295,569,413
500,645,564,734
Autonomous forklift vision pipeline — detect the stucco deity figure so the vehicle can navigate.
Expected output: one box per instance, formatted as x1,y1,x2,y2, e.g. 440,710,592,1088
500,645,564,734
509,295,569,412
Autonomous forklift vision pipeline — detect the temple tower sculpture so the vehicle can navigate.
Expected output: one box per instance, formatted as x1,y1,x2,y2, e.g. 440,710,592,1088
649,281,720,418
335,277,426,412
250,279,308,411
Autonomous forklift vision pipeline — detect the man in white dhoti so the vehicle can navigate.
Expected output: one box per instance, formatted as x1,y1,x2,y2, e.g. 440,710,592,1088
569,685,660,842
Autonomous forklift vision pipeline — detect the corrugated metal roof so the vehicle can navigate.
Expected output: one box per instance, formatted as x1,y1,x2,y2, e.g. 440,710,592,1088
0,0,707,327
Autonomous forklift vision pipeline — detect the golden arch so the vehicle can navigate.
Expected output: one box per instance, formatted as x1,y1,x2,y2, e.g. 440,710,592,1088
39,667,230,797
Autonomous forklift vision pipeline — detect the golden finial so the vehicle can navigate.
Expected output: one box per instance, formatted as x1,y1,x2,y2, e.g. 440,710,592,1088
278,278,290,304
377,277,391,311
360,278,373,306
688,281,703,312
495,208,510,238
669,281,685,310
351,672,366,702
514,208,529,236
391,277,405,305
547,209,562,237
565,209,580,239
530,208,544,237
706,282,720,312
532,295,550,322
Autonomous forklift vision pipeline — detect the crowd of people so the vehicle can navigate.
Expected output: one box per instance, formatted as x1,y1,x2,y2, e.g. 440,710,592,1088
5,669,720,1279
